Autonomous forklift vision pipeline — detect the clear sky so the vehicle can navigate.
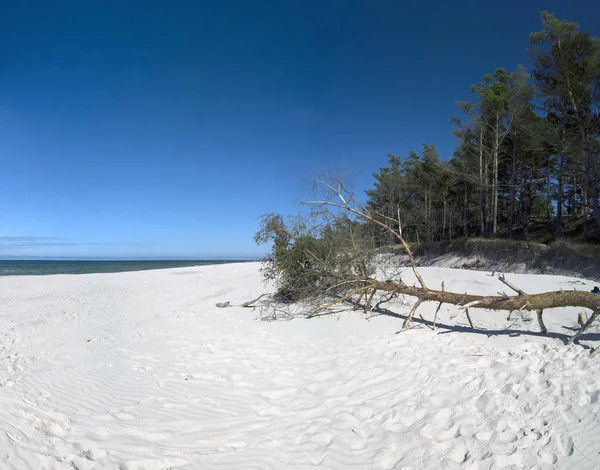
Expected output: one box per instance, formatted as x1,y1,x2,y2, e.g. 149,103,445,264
1,1,598,259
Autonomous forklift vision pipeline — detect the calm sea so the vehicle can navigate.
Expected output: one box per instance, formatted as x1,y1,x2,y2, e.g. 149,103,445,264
0,260,252,276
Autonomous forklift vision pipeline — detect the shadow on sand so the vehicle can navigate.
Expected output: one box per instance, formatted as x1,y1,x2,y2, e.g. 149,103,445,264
309,298,600,351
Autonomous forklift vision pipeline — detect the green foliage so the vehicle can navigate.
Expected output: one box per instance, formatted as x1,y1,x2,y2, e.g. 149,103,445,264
362,11,599,244
255,214,377,303
366,143,449,244
529,11,600,232
539,233,556,245
256,12,600,302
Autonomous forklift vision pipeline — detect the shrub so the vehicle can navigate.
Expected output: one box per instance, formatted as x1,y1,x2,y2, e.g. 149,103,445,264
255,214,377,303
539,233,556,245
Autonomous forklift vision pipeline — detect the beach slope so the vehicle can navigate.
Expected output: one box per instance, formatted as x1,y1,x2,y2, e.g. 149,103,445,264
1,263,600,469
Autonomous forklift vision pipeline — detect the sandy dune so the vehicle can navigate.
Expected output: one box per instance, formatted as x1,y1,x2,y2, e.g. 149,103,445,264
1,262,600,469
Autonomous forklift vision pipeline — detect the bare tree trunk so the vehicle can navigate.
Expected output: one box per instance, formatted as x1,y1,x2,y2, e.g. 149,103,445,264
485,151,490,238
559,39,600,227
583,182,588,242
285,176,600,348
424,193,429,243
570,95,600,228
546,168,551,226
556,148,564,237
581,176,585,216
583,146,600,229
443,196,447,239
428,191,433,242
463,186,468,237
492,114,499,236
508,148,516,239
571,167,579,214
520,172,525,239
479,130,486,237
371,280,600,314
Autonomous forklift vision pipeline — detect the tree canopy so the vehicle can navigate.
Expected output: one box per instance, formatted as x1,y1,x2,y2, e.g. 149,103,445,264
363,12,600,244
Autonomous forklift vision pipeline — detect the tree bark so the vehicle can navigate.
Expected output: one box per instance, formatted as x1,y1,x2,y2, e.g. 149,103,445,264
371,280,600,313
520,170,529,239
492,114,499,236
463,186,468,237
583,183,588,242
555,151,564,237
508,145,516,239
297,176,600,346
479,130,486,237
583,144,600,230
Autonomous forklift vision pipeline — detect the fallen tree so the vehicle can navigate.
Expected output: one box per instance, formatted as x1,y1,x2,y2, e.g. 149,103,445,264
254,176,600,352
369,279,600,343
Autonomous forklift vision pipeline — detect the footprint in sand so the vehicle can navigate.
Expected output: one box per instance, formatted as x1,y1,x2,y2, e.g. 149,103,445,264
256,405,282,417
260,388,297,404
446,438,468,464
420,407,458,441
496,430,518,444
306,443,328,466
493,451,525,468
312,370,337,381
376,446,404,470
382,416,405,433
311,432,335,447
554,432,574,456
353,405,375,420
111,412,136,421
538,449,558,464
41,419,71,437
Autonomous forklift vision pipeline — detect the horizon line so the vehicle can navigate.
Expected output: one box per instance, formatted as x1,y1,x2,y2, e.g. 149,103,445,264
0,256,263,261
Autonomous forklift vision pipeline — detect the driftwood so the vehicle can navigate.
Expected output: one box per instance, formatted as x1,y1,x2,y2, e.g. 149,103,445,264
306,275,600,317
369,279,600,312
265,177,600,353
216,294,268,309
306,275,600,348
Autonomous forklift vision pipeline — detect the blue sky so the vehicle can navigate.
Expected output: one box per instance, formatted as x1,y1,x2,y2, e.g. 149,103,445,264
1,1,598,259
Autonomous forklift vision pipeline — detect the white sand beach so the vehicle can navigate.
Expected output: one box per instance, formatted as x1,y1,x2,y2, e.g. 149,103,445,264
2,262,600,469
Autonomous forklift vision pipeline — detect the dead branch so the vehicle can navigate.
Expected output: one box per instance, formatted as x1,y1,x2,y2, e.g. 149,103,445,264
352,292,364,311
307,284,374,318
374,292,397,310
240,293,269,307
498,274,526,296
401,298,423,329
397,206,427,289
364,289,377,313
258,175,600,348
432,302,443,330
567,310,600,345
303,178,427,289
537,309,548,334
465,307,475,329
216,293,270,308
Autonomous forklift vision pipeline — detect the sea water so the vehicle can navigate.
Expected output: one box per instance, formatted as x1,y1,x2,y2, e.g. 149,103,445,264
0,260,252,276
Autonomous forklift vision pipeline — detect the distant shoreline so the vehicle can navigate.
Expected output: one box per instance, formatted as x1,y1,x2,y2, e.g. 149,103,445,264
0,259,257,276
